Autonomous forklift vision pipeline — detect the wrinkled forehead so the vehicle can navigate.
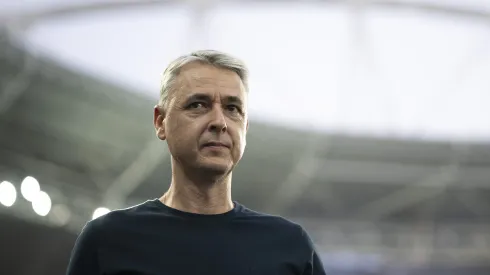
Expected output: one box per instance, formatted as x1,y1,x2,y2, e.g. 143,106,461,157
172,63,247,102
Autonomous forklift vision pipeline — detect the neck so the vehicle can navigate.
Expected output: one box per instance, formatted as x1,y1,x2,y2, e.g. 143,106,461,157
160,162,234,215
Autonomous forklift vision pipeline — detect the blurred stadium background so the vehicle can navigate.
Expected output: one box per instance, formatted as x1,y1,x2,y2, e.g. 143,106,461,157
1,0,490,274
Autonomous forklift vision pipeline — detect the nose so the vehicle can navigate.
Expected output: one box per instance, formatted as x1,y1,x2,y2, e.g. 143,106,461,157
208,104,227,133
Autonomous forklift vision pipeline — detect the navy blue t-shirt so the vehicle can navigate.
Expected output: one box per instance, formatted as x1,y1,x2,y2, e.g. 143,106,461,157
66,199,326,275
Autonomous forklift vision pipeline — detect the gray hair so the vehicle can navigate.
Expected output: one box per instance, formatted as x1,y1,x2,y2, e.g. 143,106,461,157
158,50,249,108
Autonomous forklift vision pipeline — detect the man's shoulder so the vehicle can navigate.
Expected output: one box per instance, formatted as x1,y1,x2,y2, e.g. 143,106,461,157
84,199,156,232
237,204,304,232
237,204,314,249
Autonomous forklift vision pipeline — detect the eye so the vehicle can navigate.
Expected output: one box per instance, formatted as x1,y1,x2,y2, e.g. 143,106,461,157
188,102,205,109
226,105,240,113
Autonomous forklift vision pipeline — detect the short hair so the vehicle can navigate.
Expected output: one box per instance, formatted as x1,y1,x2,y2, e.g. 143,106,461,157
158,50,249,108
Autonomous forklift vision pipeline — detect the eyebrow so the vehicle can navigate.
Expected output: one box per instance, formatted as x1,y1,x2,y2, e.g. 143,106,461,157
185,93,244,106
184,93,210,103
225,96,244,106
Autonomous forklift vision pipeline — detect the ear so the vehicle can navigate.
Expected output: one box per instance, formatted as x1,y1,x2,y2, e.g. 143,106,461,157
153,105,166,140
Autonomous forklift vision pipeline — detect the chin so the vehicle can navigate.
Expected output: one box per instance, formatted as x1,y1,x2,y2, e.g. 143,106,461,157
197,158,233,175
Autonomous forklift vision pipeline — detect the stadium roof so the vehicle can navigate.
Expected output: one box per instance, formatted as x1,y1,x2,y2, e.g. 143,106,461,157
2,0,490,141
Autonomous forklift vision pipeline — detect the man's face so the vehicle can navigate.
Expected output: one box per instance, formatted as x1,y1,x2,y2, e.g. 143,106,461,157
154,62,248,175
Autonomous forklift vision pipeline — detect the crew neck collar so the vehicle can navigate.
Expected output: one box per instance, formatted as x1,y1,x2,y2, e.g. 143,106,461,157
150,198,241,220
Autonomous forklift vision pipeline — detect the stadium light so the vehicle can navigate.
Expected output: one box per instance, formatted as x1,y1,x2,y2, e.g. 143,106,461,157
21,176,40,202
92,207,110,220
0,181,17,207
49,204,71,226
32,191,52,216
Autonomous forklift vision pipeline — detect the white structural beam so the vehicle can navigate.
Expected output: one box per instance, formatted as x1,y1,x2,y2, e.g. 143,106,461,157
0,0,168,28
103,138,168,208
368,0,490,20
1,0,488,31
266,136,327,213
352,145,469,219
314,158,490,189
354,164,459,219
0,32,36,115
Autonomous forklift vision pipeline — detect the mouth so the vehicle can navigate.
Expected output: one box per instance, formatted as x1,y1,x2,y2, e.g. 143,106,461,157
202,141,230,149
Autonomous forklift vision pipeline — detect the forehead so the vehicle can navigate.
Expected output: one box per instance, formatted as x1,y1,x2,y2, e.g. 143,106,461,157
173,63,246,99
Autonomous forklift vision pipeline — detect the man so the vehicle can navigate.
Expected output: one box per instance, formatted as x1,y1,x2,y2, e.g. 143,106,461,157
66,50,326,275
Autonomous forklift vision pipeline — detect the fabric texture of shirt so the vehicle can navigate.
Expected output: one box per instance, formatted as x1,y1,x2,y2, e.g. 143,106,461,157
66,199,327,275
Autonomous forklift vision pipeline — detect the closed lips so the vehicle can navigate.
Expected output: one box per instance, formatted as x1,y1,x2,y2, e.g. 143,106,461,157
203,142,229,148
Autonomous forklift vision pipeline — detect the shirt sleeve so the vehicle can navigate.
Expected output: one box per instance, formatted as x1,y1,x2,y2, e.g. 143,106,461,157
66,220,102,275
300,228,327,275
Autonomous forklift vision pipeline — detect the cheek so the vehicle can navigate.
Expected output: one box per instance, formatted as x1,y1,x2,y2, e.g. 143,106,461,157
166,121,188,147
234,127,247,152
167,118,203,149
